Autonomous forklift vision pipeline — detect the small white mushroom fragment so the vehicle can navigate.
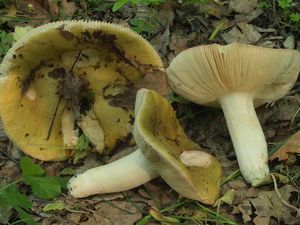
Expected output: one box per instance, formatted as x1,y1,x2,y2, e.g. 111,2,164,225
61,106,78,147
180,150,213,168
77,109,105,153
25,84,37,101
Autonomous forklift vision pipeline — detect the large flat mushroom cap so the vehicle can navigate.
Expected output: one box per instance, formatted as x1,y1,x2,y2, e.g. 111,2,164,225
134,89,222,204
167,43,300,107
0,20,163,161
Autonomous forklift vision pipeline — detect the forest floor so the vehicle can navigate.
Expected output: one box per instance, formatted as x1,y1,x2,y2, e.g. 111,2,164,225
0,0,299,225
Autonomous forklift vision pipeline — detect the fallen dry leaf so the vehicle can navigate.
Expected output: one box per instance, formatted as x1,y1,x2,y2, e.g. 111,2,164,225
194,1,228,19
283,35,296,49
60,0,78,17
81,201,142,225
48,0,78,17
21,0,50,24
0,121,8,141
169,29,189,55
235,8,264,23
229,0,257,14
270,95,300,121
270,131,300,161
0,5,17,24
149,6,175,56
237,185,299,225
221,22,261,44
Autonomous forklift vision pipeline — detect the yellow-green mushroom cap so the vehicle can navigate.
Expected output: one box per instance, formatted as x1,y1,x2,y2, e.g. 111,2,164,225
133,89,222,204
0,20,163,161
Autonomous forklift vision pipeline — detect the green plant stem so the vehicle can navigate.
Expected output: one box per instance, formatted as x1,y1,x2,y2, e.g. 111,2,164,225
196,203,241,225
0,178,22,191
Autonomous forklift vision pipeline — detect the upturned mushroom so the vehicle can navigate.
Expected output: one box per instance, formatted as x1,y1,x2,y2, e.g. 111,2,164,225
69,89,222,205
0,20,164,161
134,89,222,204
166,43,300,186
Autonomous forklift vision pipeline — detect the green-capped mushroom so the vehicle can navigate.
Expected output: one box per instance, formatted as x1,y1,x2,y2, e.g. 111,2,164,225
134,89,222,204
68,89,222,205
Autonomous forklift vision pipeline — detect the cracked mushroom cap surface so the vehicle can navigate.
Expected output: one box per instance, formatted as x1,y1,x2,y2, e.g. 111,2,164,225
134,89,222,204
0,20,165,161
166,43,300,107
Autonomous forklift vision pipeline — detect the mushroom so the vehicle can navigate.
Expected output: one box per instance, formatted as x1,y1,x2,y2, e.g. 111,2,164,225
69,89,222,205
166,43,300,186
0,20,164,161
134,89,222,204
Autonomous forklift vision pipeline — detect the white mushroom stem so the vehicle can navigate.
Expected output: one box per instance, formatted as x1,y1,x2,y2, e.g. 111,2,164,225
219,92,269,186
68,149,158,198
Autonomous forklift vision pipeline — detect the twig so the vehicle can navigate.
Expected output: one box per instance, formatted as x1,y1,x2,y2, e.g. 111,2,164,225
290,106,300,129
272,0,281,29
71,51,82,72
46,95,62,140
270,173,300,217
46,50,83,140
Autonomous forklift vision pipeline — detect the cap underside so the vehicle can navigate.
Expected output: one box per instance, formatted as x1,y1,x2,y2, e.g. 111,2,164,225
167,43,300,107
134,89,222,204
0,21,163,161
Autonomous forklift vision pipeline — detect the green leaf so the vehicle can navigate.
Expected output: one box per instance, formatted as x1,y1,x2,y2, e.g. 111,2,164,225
73,134,91,163
0,197,12,225
13,26,34,42
75,134,90,151
24,176,61,200
54,176,68,190
42,202,65,212
60,167,76,176
0,184,31,210
0,184,35,225
15,206,37,225
278,0,293,9
289,12,300,23
136,215,151,225
0,30,13,57
112,0,128,12
21,156,44,177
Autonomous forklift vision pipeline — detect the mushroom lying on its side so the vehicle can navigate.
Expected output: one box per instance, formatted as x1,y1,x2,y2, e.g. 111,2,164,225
69,89,222,205
134,89,222,204
166,43,300,186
